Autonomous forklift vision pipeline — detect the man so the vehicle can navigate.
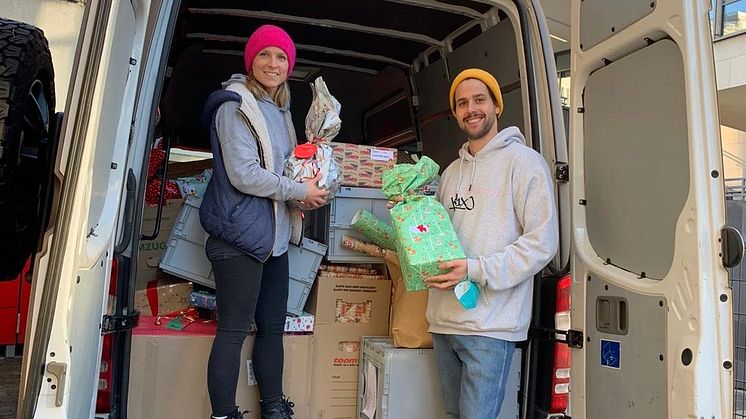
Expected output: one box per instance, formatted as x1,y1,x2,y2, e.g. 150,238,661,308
425,68,559,418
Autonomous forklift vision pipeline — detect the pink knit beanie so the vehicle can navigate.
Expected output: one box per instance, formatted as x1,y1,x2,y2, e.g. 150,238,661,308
244,25,296,76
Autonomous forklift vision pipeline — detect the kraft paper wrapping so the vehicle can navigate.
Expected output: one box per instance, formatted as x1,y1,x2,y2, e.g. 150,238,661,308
351,209,397,250
382,157,465,291
340,236,431,348
384,252,432,348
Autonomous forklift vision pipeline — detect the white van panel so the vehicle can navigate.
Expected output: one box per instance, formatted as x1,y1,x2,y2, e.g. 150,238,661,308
570,0,732,417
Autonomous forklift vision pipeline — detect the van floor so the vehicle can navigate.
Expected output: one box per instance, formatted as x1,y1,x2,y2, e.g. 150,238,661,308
0,356,20,419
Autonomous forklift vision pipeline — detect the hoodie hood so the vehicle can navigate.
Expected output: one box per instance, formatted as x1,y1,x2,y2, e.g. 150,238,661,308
455,126,526,192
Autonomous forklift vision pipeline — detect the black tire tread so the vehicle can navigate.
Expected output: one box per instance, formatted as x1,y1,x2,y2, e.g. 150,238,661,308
0,18,55,280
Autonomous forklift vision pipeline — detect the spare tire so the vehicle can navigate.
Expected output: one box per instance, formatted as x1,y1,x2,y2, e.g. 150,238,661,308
0,18,55,280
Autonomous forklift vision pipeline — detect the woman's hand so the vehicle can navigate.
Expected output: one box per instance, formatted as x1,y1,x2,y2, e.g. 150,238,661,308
300,173,328,209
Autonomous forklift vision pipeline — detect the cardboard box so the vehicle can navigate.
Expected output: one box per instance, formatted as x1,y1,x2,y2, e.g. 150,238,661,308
134,278,193,316
137,198,184,289
127,333,312,419
306,275,391,418
306,275,391,327
329,143,397,188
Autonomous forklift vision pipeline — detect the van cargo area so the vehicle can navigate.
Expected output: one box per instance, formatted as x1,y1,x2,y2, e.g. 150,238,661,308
122,1,565,418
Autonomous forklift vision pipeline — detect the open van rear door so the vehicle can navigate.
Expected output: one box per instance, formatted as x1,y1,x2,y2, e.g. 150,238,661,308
18,0,149,417
569,0,735,417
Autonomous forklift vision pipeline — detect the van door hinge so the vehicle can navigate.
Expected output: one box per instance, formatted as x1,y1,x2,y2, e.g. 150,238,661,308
555,162,569,182
560,329,584,349
534,327,584,348
101,311,140,335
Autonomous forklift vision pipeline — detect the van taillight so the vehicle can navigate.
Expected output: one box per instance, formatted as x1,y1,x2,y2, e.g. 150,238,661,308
96,259,118,414
550,274,572,413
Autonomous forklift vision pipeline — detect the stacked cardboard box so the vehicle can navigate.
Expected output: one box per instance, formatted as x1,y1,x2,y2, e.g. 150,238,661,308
306,272,391,418
136,198,184,290
127,324,312,419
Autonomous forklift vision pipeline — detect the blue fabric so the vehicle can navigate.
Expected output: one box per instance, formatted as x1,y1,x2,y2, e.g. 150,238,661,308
199,90,275,261
431,333,515,419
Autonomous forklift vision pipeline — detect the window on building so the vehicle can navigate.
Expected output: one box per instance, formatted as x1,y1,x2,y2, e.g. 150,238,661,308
723,0,746,37
713,0,746,39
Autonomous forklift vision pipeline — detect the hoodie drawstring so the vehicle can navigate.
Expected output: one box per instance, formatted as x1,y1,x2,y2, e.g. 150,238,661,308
456,155,478,192
469,159,477,192
456,156,465,193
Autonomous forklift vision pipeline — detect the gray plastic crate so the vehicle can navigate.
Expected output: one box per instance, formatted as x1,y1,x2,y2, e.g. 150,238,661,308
357,336,521,419
357,336,446,419
286,238,328,315
311,186,391,263
159,196,327,315
159,195,214,287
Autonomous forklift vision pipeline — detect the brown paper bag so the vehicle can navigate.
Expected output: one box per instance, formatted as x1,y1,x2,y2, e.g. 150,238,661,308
384,252,432,348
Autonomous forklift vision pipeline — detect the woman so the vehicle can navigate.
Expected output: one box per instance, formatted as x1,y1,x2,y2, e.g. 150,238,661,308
199,25,327,419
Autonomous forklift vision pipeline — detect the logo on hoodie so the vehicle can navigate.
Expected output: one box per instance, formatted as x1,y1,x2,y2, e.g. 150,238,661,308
449,193,475,211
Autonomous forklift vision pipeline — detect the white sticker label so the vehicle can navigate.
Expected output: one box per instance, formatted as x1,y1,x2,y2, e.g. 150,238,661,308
370,149,394,161
246,360,257,386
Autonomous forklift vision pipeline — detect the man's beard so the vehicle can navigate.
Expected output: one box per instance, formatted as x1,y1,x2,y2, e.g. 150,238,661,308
461,112,496,140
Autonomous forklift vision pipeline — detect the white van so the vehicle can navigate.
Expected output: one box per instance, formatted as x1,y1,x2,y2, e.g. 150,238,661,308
0,0,737,418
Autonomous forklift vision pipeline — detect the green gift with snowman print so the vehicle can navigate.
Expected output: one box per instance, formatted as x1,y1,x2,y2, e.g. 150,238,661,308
382,156,466,291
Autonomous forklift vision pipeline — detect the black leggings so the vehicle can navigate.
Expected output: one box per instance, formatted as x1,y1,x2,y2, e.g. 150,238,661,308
206,237,289,416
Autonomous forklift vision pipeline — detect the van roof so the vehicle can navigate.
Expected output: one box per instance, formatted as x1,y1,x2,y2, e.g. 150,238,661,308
176,0,499,73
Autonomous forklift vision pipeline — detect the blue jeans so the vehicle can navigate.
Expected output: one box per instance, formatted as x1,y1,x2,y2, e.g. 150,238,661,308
432,333,515,419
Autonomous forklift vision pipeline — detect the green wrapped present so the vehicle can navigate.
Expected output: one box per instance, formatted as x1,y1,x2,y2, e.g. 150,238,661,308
351,209,396,250
382,157,466,291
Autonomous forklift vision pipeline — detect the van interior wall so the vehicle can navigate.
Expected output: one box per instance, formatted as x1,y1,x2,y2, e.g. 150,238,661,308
289,66,411,144
418,17,522,171
159,44,410,149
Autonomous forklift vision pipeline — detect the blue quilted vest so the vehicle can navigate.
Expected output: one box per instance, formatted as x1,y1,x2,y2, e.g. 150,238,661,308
199,90,275,262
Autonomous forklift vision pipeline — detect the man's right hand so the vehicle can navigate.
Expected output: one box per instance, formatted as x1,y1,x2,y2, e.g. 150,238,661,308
301,173,328,209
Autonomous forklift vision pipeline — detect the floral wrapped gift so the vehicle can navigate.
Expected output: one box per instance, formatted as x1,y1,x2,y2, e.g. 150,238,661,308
382,156,465,291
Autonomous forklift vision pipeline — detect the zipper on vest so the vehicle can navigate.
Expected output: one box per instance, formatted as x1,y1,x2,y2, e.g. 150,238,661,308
261,203,276,263
234,108,276,263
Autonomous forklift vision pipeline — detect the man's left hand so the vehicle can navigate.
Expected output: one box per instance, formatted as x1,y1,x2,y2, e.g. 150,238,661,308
425,259,468,290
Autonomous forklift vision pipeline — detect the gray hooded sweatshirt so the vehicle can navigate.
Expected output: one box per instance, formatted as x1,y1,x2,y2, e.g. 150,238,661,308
428,126,559,341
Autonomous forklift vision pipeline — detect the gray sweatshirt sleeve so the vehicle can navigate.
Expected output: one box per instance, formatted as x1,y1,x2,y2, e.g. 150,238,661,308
466,152,559,290
215,102,307,202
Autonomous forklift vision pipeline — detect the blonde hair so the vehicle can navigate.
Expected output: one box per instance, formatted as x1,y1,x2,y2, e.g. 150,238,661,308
245,70,291,108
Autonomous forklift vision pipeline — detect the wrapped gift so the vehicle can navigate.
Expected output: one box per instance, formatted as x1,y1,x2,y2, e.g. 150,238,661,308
134,279,193,316
329,143,397,188
351,209,396,250
284,312,315,333
188,290,217,311
175,169,212,199
284,77,343,200
247,313,315,333
382,157,466,291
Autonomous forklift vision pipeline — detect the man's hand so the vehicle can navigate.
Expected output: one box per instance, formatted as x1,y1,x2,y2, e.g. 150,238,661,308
300,173,328,210
425,259,468,290
386,190,417,209
386,195,404,209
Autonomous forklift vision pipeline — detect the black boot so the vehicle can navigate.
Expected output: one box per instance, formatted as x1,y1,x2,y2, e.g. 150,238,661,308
210,407,249,419
260,395,295,419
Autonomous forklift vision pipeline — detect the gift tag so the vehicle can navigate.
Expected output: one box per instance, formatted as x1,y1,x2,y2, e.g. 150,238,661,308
165,316,188,331
371,148,394,161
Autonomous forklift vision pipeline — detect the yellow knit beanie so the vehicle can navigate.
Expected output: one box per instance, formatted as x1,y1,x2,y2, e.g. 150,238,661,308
449,68,503,117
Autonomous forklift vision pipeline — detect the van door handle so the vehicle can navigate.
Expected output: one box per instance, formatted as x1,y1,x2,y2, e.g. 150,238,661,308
46,361,67,407
114,169,136,254
721,226,744,268
141,135,172,241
